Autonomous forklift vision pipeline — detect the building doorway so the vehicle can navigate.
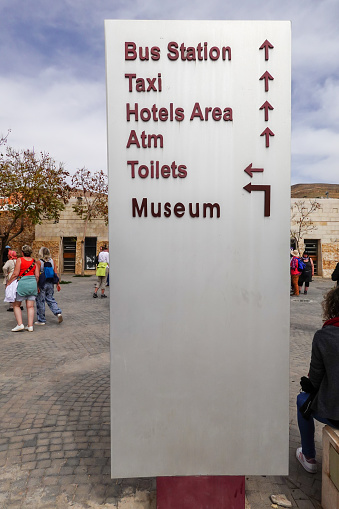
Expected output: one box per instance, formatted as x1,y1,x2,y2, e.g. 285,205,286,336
304,239,319,275
85,237,97,270
63,237,77,273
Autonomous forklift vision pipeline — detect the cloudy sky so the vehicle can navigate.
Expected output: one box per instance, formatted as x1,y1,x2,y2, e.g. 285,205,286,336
0,0,338,184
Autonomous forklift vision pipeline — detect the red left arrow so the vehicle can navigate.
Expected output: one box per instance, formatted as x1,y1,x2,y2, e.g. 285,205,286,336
243,183,271,217
259,101,274,121
259,71,274,92
259,40,274,60
244,163,264,177
260,127,275,147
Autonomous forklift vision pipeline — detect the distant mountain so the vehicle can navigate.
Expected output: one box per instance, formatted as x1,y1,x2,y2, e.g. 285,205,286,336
291,183,339,198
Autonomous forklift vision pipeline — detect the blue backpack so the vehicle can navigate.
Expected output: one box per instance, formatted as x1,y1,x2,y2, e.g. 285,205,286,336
298,258,306,272
42,260,54,279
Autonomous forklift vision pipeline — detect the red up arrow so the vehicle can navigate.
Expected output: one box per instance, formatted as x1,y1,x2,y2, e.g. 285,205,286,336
259,71,274,92
244,163,264,177
259,39,274,60
243,183,271,217
260,127,275,147
259,101,274,121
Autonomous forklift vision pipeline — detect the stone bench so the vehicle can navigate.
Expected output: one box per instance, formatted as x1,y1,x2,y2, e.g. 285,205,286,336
322,425,339,509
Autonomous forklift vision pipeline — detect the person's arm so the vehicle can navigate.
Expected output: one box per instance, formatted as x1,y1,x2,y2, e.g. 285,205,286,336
308,331,325,390
2,260,10,278
34,260,40,282
331,262,339,282
6,258,21,286
51,258,61,291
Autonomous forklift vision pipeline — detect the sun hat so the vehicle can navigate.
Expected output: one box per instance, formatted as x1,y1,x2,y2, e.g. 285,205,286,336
291,249,300,257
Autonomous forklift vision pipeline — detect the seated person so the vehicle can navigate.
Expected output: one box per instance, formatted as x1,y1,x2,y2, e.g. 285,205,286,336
296,286,339,473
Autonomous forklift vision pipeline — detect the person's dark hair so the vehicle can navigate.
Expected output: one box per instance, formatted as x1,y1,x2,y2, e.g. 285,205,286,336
21,245,33,257
303,251,308,257
322,287,339,320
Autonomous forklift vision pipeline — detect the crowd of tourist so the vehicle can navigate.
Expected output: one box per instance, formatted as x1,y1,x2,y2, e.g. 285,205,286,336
3,245,62,332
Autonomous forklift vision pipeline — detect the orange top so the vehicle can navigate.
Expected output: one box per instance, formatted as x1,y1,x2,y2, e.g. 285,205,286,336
19,258,36,277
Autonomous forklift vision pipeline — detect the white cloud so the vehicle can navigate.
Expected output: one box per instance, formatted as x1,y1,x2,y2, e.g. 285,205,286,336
0,69,107,174
0,0,339,183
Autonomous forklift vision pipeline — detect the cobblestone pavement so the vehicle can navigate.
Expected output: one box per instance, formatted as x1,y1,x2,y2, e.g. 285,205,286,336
0,276,335,508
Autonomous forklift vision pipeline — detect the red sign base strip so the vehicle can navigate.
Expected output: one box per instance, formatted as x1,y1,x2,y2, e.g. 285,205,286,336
157,475,245,509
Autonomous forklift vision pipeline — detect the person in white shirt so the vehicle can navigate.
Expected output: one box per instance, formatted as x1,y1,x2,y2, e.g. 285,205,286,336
93,245,109,298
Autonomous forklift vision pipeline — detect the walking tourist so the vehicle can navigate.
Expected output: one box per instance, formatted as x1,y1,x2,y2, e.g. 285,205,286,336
35,247,62,325
290,249,301,296
296,286,339,473
6,245,39,332
93,245,109,298
298,251,314,295
3,249,18,312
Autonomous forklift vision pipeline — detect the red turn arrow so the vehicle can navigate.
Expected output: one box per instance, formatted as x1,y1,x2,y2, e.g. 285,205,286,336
259,71,274,92
259,40,274,60
259,101,274,121
243,183,271,217
260,127,275,147
244,163,264,178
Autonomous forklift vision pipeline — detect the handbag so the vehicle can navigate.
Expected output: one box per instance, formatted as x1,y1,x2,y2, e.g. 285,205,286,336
4,279,18,302
39,272,59,286
299,376,318,420
96,262,107,277
299,393,316,420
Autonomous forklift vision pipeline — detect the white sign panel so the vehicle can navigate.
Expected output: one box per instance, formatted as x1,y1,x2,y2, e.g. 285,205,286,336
106,20,291,478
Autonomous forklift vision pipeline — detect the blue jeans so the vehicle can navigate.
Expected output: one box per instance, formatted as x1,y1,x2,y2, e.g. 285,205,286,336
36,282,62,323
297,392,338,458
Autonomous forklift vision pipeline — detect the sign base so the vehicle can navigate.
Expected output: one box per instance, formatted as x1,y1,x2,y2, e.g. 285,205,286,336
157,476,245,509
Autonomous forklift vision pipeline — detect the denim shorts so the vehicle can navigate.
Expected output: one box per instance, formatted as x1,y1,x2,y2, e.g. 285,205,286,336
15,294,36,302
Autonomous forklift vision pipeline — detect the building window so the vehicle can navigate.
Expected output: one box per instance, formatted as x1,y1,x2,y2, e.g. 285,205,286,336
63,237,77,273
85,237,97,270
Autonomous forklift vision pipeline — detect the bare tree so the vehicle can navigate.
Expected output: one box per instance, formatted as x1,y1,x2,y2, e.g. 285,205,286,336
290,199,320,251
0,130,11,147
71,168,108,275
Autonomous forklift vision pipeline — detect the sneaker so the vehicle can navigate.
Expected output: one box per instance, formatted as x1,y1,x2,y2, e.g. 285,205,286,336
34,321,46,326
7,308,14,312
57,314,63,323
11,324,25,332
296,447,317,473
101,294,107,298
304,291,308,295
25,326,34,332
93,293,98,298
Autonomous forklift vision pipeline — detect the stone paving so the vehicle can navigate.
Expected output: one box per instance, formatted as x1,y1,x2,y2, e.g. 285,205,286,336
0,275,335,508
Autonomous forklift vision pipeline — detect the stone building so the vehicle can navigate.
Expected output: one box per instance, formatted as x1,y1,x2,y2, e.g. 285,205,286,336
3,184,339,277
33,196,108,275
291,184,339,278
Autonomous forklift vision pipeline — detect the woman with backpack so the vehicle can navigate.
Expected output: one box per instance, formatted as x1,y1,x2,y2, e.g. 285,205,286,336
290,249,302,296
35,247,63,325
298,251,314,295
5,245,40,332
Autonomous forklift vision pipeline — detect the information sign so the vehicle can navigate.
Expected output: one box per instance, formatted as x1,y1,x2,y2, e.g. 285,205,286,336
106,20,291,478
